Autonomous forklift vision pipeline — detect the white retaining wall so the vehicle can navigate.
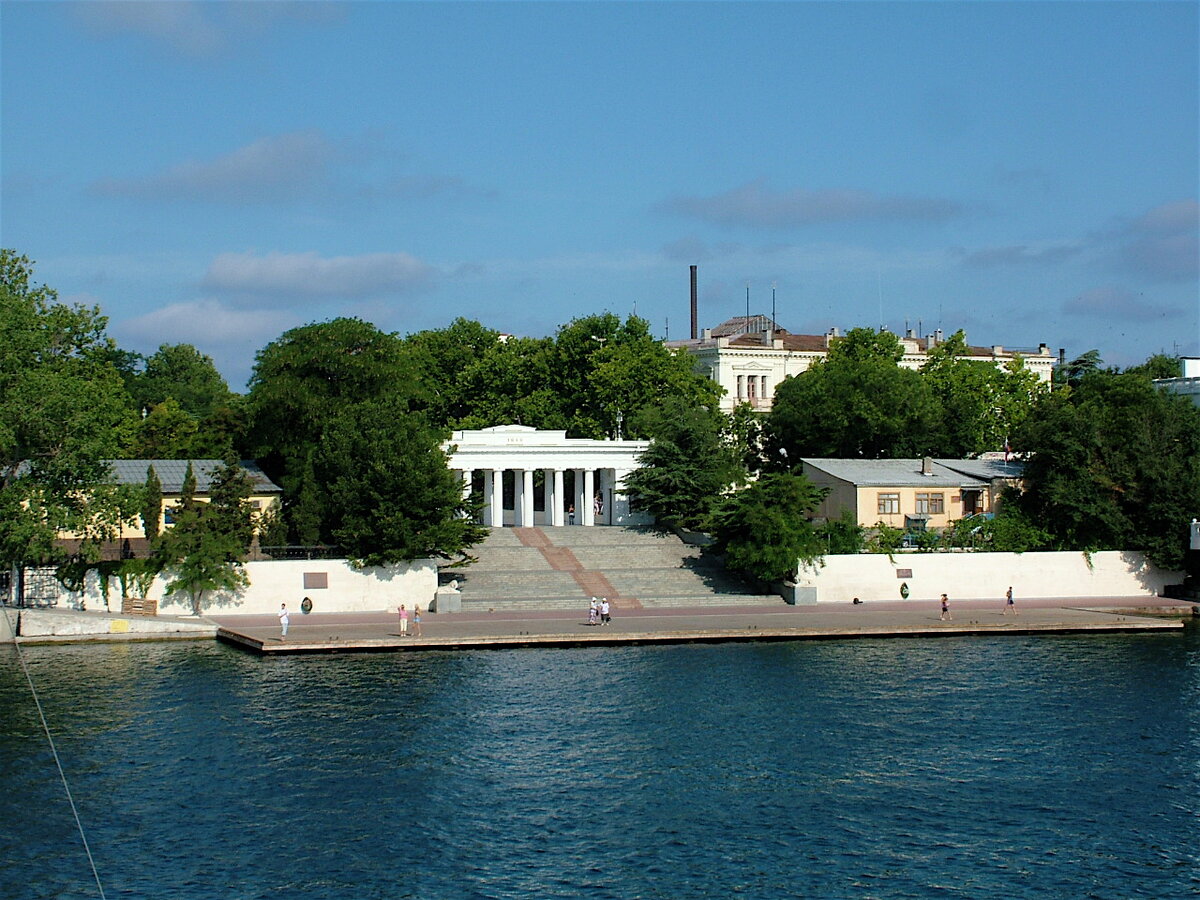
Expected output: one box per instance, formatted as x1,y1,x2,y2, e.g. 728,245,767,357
53,558,438,617
796,550,1178,604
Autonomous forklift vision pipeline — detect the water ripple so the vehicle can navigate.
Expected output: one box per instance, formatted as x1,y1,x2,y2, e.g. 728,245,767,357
1,629,1197,898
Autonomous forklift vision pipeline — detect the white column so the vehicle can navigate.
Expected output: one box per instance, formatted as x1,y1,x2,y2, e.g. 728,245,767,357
520,469,535,526
481,469,496,526
458,469,472,519
551,469,565,526
547,472,559,528
612,467,633,525
573,469,585,525
490,468,505,527
582,469,595,526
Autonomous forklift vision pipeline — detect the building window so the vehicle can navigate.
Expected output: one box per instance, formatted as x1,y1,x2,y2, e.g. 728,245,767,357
737,375,745,400
747,377,757,400
915,492,944,514
877,492,900,515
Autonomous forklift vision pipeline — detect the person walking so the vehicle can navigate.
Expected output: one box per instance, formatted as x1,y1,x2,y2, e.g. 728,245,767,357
278,603,290,640
1004,586,1016,615
398,604,409,636
588,597,599,626
600,597,611,625
940,593,951,621
413,605,422,637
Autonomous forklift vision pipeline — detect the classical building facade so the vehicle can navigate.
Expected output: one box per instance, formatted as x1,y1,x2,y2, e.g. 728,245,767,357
669,316,1056,414
444,425,652,528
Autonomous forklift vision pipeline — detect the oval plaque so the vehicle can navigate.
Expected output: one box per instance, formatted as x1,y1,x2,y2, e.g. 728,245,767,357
899,582,910,599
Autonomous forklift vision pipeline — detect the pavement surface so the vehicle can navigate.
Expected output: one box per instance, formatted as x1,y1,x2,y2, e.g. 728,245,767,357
210,596,1195,655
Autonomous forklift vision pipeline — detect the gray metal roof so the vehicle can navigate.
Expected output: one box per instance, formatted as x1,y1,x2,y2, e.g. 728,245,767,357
935,458,1025,481
106,460,281,494
800,458,990,488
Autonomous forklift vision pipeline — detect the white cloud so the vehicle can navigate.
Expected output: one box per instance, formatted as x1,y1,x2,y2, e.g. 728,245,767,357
74,1,345,58
202,250,434,299
113,299,301,388
662,179,962,229
954,242,1083,268
75,1,223,56
91,131,336,203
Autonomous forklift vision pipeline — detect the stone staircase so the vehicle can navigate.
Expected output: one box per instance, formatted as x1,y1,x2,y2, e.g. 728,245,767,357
441,526,781,612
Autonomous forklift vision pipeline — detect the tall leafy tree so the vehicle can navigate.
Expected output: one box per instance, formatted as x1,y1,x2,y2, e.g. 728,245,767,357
624,398,744,531
921,330,1048,456
766,328,941,463
0,250,136,568
142,465,163,544
1012,367,1200,569
400,318,503,428
158,461,252,615
707,473,828,583
246,318,422,541
318,403,487,566
134,343,234,419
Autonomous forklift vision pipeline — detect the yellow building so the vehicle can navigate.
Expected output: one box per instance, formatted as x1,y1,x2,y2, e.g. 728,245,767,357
800,457,1023,531
58,459,282,558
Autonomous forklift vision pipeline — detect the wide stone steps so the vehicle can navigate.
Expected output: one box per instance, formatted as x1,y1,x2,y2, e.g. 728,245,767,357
444,526,780,611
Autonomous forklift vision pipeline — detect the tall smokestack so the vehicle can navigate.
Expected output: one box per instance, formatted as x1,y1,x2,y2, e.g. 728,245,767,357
690,265,698,340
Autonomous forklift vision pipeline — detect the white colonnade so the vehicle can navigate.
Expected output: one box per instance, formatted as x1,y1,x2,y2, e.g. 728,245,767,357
444,425,651,528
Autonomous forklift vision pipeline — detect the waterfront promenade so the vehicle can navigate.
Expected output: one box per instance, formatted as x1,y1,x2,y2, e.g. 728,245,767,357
212,596,1192,655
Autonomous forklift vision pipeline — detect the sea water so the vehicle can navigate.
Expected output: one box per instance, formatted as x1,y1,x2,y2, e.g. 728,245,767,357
1,627,1197,899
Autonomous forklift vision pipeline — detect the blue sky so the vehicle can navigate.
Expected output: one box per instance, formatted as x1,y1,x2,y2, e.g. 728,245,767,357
2,1,1197,388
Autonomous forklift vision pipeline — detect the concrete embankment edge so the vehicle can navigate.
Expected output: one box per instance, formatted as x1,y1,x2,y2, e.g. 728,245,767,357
5,609,217,645
219,618,1185,656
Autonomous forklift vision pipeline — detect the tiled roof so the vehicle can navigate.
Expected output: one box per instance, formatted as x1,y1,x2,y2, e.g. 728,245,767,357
801,458,993,488
105,460,281,494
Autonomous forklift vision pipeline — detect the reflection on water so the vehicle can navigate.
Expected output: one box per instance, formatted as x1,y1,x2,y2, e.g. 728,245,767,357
2,628,1197,899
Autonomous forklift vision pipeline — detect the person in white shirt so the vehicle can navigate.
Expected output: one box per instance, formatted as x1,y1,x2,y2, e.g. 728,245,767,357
278,603,290,640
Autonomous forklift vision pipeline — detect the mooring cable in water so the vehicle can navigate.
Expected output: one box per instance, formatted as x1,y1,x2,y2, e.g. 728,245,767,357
1,604,108,900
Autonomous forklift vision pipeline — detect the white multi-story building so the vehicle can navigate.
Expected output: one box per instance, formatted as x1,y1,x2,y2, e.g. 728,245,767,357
1154,357,1200,406
668,316,1057,414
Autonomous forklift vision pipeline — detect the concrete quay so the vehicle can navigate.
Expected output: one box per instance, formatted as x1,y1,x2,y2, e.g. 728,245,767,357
212,597,1193,656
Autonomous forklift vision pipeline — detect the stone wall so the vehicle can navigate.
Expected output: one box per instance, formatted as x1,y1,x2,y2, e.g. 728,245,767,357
795,550,1178,604
40,557,438,618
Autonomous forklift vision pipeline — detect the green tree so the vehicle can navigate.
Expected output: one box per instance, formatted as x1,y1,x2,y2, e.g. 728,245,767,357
318,403,487,566
400,318,502,427
707,472,827,583
133,343,234,420
0,250,137,569
921,330,1048,456
129,398,200,458
1012,368,1200,569
1053,349,1104,388
1125,353,1182,380
624,398,744,531
157,461,252,615
815,510,866,555
246,318,422,541
455,335,563,431
142,465,162,544
767,328,941,462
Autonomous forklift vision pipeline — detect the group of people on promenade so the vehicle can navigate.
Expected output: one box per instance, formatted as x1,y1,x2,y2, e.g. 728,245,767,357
588,597,611,625
397,604,422,637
